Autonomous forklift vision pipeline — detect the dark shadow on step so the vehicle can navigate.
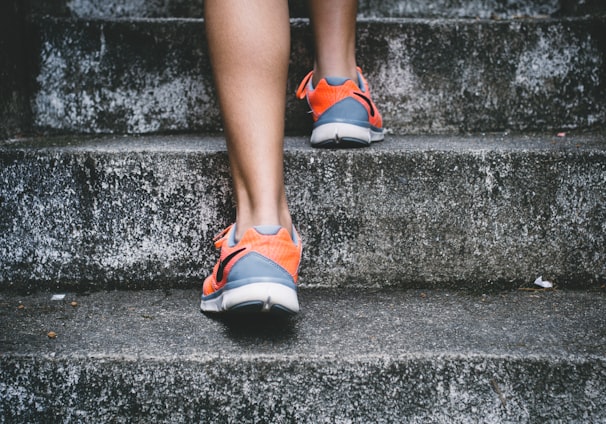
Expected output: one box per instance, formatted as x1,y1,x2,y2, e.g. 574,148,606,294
202,311,299,345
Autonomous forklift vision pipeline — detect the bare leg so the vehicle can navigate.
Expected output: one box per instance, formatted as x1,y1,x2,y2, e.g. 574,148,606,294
205,0,292,240
308,0,359,85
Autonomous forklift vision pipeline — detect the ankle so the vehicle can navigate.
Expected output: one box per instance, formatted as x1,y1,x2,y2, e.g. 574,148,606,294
312,65,358,86
234,214,293,241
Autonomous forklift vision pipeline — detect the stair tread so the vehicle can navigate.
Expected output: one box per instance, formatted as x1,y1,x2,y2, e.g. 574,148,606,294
34,15,594,22
3,287,605,422
3,132,605,152
2,288,605,360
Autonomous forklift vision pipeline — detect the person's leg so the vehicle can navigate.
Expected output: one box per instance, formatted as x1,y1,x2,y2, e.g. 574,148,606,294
296,0,384,148
205,0,292,240
201,0,301,314
308,0,359,85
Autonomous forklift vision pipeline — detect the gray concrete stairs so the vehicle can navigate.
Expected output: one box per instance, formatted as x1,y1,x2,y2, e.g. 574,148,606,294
1,0,606,422
1,288,605,422
24,15,606,134
1,134,605,292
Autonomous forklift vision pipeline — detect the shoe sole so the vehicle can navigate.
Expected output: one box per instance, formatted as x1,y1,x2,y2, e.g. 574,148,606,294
200,282,299,315
310,122,384,148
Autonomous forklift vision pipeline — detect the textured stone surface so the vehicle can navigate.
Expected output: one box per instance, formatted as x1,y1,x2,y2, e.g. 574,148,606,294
0,136,232,291
1,288,605,422
30,17,606,135
1,134,605,291
0,0,31,139
559,0,606,16
356,18,606,134
31,18,220,135
29,0,604,18
358,0,561,18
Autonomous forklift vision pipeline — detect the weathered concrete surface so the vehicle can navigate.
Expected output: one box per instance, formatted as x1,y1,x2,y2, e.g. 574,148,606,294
1,288,605,422
31,18,220,135
30,17,606,135
0,136,233,291
559,0,606,16
29,0,604,19
0,134,605,291
356,17,606,134
359,0,605,18
0,0,32,139
359,0,559,18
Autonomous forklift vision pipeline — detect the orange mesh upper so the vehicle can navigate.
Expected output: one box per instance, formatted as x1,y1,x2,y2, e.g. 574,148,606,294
202,225,302,296
296,68,383,129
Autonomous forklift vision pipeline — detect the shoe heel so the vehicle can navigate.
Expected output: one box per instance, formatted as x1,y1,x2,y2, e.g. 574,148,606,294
310,122,373,148
223,282,300,314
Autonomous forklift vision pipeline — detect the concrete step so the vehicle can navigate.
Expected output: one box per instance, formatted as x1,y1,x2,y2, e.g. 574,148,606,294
30,0,605,19
1,133,604,292
0,1,30,139
29,16,606,135
1,288,605,422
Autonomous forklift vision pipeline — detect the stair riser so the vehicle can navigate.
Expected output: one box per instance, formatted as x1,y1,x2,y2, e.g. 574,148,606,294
30,0,603,18
1,356,604,422
0,1,30,139
31,18,606,135
1,137,604,291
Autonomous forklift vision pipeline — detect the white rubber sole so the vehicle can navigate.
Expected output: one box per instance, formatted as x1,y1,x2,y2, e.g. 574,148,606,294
310,122,384,147
200,282,300,314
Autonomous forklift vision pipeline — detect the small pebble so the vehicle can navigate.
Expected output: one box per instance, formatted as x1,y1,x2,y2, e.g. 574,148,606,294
47,331,57,339
17,304,25,310
70,301,78,307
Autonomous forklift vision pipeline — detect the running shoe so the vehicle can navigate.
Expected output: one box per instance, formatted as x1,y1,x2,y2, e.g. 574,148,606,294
296,67,384,148
200,224,302,314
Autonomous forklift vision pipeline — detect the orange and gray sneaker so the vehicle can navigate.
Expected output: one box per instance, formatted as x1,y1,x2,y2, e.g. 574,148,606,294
296,67,384,148
200,224,302,314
